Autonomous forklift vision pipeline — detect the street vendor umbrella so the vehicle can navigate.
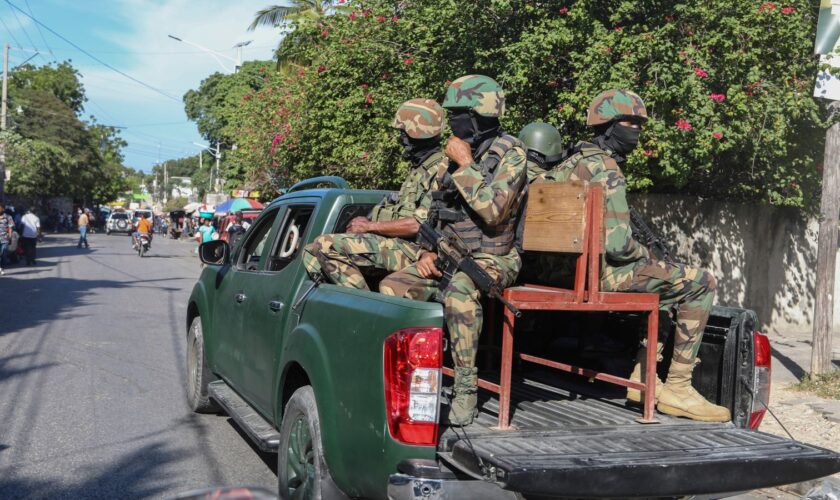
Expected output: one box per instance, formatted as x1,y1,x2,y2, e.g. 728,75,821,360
214,197,264,215
183,202,202,213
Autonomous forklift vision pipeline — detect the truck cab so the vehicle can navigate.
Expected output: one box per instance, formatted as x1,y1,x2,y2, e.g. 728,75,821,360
185,176,840,499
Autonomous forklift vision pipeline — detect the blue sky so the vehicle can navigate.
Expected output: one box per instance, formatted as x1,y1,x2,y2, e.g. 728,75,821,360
0,0,281,172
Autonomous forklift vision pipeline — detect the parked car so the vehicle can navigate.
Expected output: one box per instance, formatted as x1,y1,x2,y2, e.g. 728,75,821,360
106,212,133,235
185,176,840,500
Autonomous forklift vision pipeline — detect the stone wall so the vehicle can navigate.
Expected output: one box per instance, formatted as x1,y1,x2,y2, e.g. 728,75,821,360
629,194,830,335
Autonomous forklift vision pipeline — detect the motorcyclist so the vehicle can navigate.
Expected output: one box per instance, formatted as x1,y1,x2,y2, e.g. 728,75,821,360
132,215,153,249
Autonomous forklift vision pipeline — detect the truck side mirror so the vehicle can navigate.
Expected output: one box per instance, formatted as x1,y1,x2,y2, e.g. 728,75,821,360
199,240,230,266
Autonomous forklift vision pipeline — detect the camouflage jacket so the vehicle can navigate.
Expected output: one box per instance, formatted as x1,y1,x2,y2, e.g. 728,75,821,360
371,151,447,224
540,141,649,265
450,136,527,229
525,159,547,184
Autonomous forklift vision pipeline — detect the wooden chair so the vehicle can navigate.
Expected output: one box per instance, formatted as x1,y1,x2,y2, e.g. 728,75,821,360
492,181,660,428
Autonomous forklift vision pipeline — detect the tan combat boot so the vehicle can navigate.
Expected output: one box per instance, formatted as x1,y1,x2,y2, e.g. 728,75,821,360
626,342,664,404
447,367,478,426
657,361,731,422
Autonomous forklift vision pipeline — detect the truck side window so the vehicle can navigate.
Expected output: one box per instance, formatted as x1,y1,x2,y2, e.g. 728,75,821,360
333,203,375,232
237,208,280,271
267,205,315,272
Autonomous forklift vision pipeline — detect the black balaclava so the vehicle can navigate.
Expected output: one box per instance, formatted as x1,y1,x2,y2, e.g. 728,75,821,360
400,131,442,167
526,150,565,171
448,109,501,156
593,121,641,163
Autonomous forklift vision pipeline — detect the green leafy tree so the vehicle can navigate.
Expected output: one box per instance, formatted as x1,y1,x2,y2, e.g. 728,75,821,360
10,61,87,114
200,0,825,208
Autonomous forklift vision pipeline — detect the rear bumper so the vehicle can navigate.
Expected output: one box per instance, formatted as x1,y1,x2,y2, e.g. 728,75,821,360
387,474,517,500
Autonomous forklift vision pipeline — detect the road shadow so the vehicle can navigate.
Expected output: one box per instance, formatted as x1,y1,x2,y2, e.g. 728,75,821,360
771,346,807,382
0,441,194,499
0,276,182,337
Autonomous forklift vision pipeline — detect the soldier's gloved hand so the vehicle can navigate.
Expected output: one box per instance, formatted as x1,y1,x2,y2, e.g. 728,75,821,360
417,252,442,279
445,136,473,170
346,216,371,234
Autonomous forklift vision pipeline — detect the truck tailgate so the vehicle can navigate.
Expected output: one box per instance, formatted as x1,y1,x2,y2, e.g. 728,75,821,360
440,424,840,498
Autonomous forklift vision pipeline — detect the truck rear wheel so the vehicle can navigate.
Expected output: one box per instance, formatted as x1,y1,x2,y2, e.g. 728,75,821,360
186,316,219,413
278,386,346,500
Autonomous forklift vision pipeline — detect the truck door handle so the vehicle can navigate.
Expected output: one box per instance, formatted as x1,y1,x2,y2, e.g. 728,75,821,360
268,300,285,312
234,293,247,303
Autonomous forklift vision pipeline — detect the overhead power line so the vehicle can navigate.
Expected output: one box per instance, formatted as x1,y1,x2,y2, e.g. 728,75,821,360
7,1,39,61
23,0,53,59
0,14,21,48
5,0,181,102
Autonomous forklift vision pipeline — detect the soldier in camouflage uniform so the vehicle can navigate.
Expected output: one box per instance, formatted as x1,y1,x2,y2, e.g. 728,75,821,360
539,89,729,422
301,99,447,288
519,122,565,182
379,75,528,426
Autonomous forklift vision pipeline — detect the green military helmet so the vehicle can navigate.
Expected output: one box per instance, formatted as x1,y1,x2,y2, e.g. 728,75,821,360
518,122,563,158
586,89,648,127
391,98,445,139
442,74,505,117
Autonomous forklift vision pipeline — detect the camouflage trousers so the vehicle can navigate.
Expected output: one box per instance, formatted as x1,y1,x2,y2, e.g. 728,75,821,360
380,250,521,369
301,233,423,290
603,259,717,365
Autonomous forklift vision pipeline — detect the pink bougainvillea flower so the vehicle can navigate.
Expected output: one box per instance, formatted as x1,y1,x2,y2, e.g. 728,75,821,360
712,132,723,140
694,67,709,78
643,149,655,157
679,51,688,58
360,83,369,89
758,2,777,12
403,57,413,64
338,0,345,4
361,151,369,159
321,29,329,38
376,15,386,22
297,69,306,75
558,7,569,14
709,93,726,102
317,65,326,74
676,118,693,131
243,94,251,101
780,6,795,13
391,15,398,22
365,93,373,105
348,11,357,21
614,26,623,32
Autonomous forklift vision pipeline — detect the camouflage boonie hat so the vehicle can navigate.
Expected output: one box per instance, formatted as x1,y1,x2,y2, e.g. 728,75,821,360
586,89,648,126
442,74,505,117
392,99,444,139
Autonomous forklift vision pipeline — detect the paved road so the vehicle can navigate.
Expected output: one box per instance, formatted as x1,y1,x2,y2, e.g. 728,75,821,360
0,232,277,499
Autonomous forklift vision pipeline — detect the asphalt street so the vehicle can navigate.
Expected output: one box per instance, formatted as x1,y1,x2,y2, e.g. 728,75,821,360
0,232,277,499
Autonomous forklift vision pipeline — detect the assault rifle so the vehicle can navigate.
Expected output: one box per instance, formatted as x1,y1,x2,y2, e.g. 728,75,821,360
629,207,673,264
418,222,522,317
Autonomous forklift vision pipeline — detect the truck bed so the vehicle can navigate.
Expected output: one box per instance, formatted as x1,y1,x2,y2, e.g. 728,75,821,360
437,370,840,498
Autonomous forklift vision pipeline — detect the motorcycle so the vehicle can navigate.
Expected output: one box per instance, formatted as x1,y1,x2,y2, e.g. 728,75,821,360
136,233,151,257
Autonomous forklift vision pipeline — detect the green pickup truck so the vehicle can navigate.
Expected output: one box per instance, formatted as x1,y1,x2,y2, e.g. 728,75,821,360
186,176,840,499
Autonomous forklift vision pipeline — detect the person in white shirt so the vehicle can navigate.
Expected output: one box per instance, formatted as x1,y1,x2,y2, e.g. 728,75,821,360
21,207,41,266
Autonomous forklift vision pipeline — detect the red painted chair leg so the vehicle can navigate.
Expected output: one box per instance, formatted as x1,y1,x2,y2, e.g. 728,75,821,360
497,306,516,429
641,308,659,423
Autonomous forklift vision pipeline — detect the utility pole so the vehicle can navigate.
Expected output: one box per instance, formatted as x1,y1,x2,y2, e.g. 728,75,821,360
0,43,8,202
215,141,221,193
812,116,840,377
163,161,168,205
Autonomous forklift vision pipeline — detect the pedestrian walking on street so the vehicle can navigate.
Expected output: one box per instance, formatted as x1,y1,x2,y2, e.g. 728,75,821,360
77,209,90,249
21,207,41,266
0,203,14,275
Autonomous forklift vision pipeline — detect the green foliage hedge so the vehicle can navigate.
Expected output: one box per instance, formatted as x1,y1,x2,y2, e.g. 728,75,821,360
209,0,825,208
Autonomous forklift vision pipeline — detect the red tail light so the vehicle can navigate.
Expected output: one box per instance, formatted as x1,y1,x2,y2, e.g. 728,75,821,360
749,331,771,430
383,327,443,446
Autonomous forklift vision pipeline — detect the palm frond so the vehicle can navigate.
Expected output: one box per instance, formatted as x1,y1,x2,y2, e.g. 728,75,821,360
248,5,305,31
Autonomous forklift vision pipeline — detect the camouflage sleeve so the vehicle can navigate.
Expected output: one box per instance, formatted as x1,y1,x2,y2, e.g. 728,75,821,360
394,168,422,220
588,157,649,263
412,156,446,224
450,146,527,226
526,159,546,183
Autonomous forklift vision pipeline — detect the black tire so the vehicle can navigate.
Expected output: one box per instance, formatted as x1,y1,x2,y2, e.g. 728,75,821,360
186,316,219,413
139,245,145,257
106,230,111,236
278,386,347,500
